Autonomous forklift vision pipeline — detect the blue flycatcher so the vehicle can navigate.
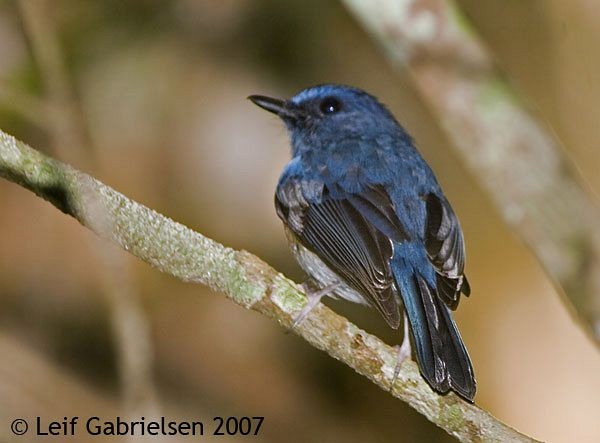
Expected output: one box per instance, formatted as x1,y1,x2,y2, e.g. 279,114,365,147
249,84,475,401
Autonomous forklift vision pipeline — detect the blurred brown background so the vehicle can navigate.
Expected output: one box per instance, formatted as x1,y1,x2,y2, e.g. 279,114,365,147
1,1,599,442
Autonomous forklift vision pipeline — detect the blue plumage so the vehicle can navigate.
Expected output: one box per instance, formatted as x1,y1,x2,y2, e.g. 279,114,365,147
249,84,475,401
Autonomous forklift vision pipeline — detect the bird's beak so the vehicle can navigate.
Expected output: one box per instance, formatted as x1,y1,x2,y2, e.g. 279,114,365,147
248,95,305,121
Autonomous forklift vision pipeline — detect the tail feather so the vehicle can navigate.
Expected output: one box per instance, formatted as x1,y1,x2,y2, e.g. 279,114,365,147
435,274,461,310
394,261,476,401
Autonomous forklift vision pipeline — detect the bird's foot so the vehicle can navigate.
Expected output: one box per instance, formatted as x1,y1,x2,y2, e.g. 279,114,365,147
292,282,339,329
390,315,411,391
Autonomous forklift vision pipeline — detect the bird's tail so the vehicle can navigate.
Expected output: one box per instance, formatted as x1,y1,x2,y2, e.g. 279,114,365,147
393,255,476,401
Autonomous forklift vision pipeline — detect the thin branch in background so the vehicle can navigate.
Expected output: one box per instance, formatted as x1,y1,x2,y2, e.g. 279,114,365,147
17,0,159,414
342,0,600,343
17,0,89,164
0,129,540,443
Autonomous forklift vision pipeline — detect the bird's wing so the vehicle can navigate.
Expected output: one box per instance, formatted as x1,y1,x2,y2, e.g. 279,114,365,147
276,180,409,329
424,193,470,310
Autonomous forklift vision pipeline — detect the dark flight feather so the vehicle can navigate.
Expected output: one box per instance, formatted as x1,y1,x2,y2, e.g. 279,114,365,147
276,182,406,329
424,193,470,310
413,273,476,399
393,258,475,400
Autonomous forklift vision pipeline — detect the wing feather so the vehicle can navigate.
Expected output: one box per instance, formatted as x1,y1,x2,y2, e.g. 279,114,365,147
276,180,407,328
424,193,470,310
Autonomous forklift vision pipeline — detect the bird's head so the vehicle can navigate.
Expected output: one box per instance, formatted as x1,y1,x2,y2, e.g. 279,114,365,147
249,84,404,156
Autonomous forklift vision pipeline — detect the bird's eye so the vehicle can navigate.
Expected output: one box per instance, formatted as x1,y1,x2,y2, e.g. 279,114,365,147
319,97,342,114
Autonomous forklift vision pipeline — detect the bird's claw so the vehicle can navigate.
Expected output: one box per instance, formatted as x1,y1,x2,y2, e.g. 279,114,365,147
291,282,339,329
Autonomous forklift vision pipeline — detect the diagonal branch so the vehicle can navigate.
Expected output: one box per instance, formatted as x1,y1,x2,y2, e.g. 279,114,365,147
341,0,600,344
0,129,538,442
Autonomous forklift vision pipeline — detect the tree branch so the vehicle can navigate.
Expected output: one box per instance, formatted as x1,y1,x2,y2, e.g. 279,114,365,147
0,129,538,442
341,0,600,344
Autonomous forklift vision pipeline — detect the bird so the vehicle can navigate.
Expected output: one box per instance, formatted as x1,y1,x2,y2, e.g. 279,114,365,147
248,84,476,401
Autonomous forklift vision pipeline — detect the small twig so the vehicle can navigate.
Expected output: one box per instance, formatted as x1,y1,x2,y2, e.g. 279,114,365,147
0,129,539,443
342,0,600,344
